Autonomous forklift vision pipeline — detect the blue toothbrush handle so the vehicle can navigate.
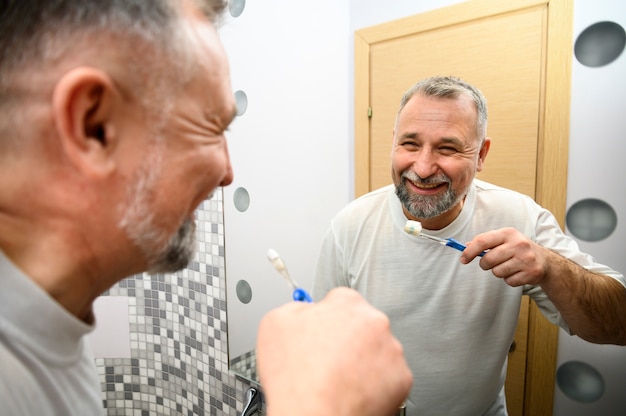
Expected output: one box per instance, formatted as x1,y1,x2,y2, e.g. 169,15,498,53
446,238,486,257
292,288,313,303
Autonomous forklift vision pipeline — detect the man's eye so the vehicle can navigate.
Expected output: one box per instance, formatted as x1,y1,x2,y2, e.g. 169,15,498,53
440,147,458,154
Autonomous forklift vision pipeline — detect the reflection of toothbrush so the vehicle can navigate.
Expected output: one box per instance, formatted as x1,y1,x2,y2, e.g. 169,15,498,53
267,249,313,302
403,220,485,257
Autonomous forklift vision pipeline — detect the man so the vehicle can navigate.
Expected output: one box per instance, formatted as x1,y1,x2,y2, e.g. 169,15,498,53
314,75,626,416
0,1,411,415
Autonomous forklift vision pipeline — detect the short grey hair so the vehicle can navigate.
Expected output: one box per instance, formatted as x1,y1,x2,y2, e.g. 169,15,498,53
397,76,488,140
0,0,227,135
0,0,227,76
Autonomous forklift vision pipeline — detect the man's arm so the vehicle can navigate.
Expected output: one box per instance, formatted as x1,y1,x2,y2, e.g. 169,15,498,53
461,227,626,345
538,249,626,344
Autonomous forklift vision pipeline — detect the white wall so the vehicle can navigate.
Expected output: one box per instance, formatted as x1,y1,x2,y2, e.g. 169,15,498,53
88,296,130,359
349,0,463,30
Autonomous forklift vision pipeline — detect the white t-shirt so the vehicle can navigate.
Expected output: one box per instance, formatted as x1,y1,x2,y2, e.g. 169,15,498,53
0,251,103,415
314,179,624,416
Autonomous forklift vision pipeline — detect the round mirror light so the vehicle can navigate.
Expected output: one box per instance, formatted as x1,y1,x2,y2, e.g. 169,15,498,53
575,21,626,67
556,361,605,403
236,279,252,304
566,198,617,242
229,0,246,18
233,187,250,212
235,90,248,116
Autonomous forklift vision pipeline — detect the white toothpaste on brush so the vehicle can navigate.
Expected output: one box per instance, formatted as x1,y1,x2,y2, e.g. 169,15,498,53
267,248,313,302
403,220,486,257
403,220,423,236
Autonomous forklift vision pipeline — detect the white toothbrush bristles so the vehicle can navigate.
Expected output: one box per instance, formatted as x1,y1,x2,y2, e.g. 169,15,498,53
267,248,285,271
403,220,423,236
403,220,454,248
267,248,296,290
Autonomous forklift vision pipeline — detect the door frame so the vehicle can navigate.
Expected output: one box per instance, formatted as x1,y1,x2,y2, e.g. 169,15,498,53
353,0,573,414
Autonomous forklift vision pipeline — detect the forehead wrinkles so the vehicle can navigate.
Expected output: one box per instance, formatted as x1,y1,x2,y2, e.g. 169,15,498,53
397,96,478,139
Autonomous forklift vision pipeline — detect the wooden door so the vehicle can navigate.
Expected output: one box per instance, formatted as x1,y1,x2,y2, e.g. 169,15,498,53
354,0,573,415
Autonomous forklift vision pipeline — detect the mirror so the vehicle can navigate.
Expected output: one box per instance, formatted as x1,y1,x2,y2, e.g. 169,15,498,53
219,0,476,384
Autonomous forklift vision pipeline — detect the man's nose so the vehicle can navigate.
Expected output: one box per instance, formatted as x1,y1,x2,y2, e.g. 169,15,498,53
413,150,439,178
219,146,234,187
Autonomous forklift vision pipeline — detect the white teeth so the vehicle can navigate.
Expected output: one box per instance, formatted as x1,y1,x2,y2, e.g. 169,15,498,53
412,181,440,189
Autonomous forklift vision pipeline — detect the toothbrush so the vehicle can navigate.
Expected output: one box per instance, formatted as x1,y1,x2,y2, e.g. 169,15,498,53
267,249,313,302
403,220,486,257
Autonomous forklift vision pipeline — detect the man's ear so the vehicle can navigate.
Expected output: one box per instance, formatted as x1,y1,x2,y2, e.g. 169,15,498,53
476,137,491,172
51,67,119,178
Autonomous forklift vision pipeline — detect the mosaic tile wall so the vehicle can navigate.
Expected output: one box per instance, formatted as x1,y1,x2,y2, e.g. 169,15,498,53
96,191,254,415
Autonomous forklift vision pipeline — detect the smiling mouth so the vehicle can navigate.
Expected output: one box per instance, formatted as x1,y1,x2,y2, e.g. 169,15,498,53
408,179,447,191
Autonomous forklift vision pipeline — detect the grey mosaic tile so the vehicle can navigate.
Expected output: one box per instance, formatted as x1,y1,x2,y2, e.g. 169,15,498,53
97,191,252,415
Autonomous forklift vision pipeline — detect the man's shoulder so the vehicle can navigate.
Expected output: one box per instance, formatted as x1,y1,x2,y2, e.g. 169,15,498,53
472,179,541,219
0,341,51,415
354,184,394,202
474,179,534,201
329,184,394,229
340,184,393,213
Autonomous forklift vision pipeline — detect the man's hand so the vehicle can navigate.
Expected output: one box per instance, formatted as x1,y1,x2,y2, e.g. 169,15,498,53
256,287,413,416
460,227,548,286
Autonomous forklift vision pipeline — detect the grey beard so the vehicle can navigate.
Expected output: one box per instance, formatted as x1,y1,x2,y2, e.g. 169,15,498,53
118,141,197,274
147,217,197,274
395,179,459,219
